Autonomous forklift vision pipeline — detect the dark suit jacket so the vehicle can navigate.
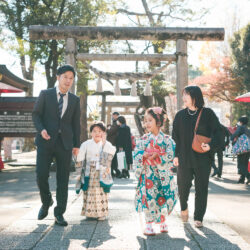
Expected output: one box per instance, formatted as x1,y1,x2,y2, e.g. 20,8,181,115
32,88,80,150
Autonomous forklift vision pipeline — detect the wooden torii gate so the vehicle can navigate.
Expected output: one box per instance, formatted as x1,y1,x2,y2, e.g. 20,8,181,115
29,26,224,110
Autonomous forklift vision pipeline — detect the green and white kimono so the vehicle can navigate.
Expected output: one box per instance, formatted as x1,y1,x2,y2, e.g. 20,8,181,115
134,131,178,223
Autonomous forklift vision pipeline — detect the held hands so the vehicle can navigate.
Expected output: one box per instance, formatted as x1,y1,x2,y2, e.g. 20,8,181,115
41,129,50,140
201,143,210,152
143,152,159,161
173,157,179,167
72,148,79,156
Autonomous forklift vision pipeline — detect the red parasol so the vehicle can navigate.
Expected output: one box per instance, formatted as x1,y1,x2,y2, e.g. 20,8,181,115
0,82,23,93
235,92,250,103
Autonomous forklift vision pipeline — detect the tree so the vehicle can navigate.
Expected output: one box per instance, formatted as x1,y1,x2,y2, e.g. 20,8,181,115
116,0,208,133
0,0,115,144
230,23,250,123
0,0,114,89
191,56,243,103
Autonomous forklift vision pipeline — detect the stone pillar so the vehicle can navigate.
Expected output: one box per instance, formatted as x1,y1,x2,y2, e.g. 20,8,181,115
176,39,188,110
65,38,77,94
101,94,106,123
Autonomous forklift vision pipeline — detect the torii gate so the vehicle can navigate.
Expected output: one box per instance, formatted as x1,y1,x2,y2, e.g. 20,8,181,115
29,26,224,110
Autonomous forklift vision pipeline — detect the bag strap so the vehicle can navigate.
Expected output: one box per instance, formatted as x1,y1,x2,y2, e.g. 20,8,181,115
194,108,203,134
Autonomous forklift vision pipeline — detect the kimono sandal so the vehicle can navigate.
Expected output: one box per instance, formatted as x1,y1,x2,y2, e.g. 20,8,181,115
143,224,156,236
194,220,203,228
160,223,168,233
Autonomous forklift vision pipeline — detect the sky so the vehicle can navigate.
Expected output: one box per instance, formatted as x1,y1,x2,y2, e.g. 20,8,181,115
0,0,249,100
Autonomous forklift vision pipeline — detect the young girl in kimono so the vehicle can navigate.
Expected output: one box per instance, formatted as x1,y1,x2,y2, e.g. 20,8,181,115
134,107,178,236
76,121,116,220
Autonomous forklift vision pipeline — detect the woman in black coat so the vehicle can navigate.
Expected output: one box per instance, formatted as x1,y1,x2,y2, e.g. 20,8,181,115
172,86,221,228
116,116,133,178
231,116,250,184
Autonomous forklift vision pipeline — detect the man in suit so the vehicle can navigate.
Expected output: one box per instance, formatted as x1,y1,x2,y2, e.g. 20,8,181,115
32,65,80,226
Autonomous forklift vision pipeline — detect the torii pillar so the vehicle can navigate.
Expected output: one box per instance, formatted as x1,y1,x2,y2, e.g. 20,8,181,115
176,39,188,110
65,37,77,94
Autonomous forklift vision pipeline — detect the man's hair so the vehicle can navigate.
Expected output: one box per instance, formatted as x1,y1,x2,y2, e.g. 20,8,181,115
183,86,205,109
112,112,120,116
56,65,76,77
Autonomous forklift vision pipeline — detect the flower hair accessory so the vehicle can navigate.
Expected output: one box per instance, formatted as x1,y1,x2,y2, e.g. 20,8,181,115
152,107,163,115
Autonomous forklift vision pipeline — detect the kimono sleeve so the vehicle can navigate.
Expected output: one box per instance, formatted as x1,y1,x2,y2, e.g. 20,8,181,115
77,141,87,162
133,135,147,179
160,136,175,167
103,141,116,156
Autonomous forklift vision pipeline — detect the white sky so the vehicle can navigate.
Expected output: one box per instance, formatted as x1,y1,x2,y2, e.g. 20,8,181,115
0,0,249,100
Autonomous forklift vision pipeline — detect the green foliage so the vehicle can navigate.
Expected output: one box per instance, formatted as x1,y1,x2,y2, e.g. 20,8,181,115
0,0,116,88
230,23,250,122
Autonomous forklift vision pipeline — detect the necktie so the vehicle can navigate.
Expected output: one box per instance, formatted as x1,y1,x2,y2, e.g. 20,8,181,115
58,93,66,118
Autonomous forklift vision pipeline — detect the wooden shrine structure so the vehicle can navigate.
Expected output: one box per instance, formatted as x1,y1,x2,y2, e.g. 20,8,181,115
29,26,224,112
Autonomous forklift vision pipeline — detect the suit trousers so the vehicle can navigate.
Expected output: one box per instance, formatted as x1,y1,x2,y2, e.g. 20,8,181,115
36,134,72,216
177,165,211,221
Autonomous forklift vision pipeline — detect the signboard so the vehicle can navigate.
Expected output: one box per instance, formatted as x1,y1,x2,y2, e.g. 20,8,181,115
0,97,37,137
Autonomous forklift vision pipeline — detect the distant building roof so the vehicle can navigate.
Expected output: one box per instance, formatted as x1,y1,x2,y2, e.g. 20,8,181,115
0,65,32,92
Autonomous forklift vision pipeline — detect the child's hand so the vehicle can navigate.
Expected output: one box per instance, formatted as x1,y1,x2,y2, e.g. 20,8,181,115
143,152,150,159
148,152,158,161
76,175,81,181
173,157,179,167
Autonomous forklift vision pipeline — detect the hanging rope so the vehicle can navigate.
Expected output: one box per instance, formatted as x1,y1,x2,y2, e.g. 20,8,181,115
82,61,172,81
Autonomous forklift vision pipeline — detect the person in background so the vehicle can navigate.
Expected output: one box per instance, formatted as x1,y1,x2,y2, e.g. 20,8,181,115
231,116,250,184
107,112,121,178
211,124,230,178
116,116,133,178
172,86,221,228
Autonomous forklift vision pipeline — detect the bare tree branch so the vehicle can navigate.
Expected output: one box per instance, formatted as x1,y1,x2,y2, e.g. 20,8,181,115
141,0,155,26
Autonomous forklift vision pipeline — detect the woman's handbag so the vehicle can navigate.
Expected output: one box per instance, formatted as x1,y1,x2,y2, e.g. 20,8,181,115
192,108,211,153
232,134,250,155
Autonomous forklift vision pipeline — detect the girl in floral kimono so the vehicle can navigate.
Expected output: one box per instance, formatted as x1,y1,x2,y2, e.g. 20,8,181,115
76,121,116,220
134,107,178,236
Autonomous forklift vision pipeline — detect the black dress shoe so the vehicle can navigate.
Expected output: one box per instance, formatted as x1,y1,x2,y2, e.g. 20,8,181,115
38,199,54,220
211,168,218,177
237,176,245,184
55,215,68,226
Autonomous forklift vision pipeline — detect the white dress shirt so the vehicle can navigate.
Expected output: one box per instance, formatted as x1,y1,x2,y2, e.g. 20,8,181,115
56,86,68,118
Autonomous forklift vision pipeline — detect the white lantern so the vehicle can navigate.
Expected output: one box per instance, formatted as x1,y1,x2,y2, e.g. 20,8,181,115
144,80,152,96
130,81,137,97
96,77,103,92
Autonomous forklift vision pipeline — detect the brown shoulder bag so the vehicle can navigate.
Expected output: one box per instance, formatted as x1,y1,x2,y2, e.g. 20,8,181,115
192,108,211,153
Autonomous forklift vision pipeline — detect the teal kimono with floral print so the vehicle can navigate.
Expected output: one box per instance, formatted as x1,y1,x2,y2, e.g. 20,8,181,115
134,131,178,223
